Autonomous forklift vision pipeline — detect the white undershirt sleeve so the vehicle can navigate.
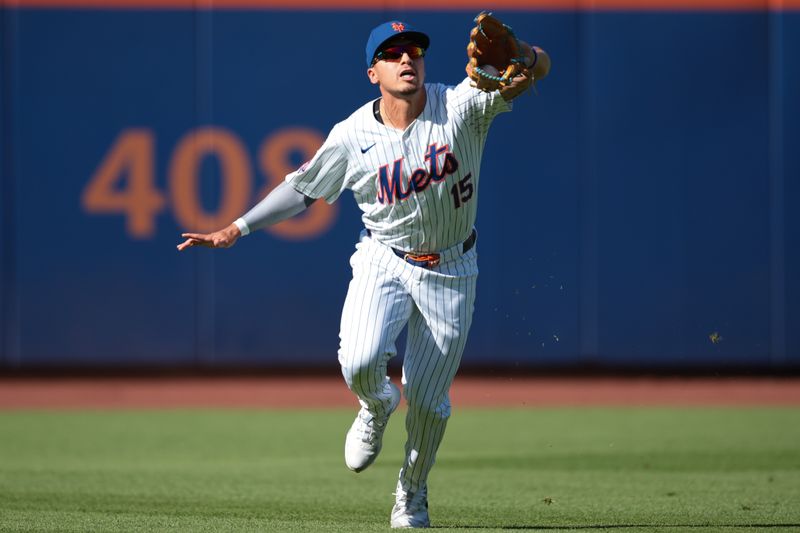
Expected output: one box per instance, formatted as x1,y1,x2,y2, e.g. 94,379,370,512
235,181,310,235
233,217,250,236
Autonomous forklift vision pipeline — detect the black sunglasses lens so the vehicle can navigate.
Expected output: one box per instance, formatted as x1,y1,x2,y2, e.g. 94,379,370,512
376,46,424,63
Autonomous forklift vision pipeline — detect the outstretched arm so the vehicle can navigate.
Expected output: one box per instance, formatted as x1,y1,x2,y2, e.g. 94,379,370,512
176,181,316,251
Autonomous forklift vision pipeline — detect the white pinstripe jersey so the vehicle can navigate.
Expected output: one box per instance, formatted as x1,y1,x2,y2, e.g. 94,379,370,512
286,78,510,253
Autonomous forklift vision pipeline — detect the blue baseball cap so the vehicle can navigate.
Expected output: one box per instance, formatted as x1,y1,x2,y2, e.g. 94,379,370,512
365,20,430,67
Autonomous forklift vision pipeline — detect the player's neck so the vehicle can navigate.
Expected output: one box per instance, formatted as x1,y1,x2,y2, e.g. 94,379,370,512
380,90,426,131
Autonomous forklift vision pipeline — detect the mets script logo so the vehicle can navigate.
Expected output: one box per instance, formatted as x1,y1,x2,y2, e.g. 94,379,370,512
376,143,458,205
391,22,405,32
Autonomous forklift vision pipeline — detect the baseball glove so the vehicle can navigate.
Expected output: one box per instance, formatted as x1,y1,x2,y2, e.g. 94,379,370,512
466,11,532,93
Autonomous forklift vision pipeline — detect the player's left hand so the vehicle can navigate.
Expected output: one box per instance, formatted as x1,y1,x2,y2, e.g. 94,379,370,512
466,11,526,92
466,12,550,101
177,223,241,251
500,68,533,101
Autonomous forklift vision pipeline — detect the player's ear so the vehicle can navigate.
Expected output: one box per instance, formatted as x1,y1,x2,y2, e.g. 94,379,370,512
367,66,380,85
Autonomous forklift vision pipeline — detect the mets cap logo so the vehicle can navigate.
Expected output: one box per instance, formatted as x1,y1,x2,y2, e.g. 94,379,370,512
391,22,405,32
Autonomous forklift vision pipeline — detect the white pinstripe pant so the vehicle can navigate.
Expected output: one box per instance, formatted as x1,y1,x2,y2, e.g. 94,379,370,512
338,232,478,493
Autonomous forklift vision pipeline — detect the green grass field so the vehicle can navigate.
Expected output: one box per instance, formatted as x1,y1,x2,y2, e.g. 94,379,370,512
1,408,799,532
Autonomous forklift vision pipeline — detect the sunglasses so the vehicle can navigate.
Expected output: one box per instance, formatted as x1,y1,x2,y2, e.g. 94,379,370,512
372,45,426,65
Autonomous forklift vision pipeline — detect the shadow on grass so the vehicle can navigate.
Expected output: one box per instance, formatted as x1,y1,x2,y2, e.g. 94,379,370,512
435,524,800,530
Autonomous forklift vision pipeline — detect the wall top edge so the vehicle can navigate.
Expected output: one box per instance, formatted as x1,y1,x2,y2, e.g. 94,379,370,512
2,0,799,11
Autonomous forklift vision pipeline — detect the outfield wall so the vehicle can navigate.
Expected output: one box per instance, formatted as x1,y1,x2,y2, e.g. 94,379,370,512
1,2,798,370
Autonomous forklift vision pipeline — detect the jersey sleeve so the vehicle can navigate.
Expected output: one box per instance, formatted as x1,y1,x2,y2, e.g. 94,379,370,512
285,123,349,204
446,78,512,137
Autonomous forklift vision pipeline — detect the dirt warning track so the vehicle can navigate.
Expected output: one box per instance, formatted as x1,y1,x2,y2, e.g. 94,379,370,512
1,376,798,409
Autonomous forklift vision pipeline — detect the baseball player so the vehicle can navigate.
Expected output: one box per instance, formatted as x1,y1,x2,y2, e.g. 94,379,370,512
178,14,549,528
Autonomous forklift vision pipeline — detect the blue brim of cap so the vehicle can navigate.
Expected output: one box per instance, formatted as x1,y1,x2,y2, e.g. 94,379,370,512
366,22,430,66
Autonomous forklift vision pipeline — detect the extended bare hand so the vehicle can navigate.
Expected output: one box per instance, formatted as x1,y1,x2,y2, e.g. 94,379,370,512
177,223,241,251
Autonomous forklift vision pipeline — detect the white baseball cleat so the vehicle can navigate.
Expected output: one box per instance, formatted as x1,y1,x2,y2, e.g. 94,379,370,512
345,381,401,472
390,481,430,528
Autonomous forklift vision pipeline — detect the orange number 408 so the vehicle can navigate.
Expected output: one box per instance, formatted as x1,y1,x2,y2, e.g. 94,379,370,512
82,127,338,240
